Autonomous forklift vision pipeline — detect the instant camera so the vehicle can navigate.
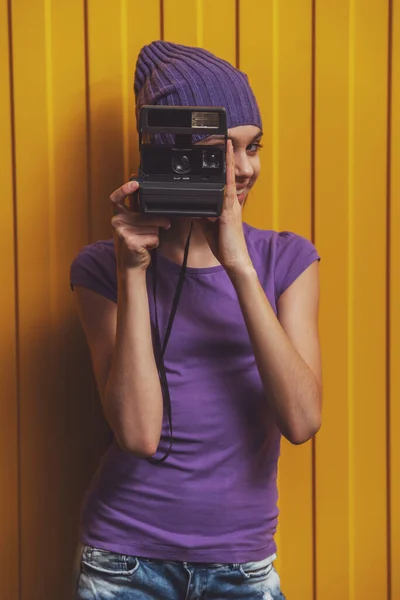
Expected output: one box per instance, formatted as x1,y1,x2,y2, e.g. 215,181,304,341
132,105,227,218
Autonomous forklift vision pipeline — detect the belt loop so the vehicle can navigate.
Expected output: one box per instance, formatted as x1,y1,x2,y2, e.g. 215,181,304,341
183,562,192,600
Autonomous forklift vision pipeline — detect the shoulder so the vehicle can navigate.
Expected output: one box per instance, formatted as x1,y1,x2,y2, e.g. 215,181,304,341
243,223,320,300
70,239,117,303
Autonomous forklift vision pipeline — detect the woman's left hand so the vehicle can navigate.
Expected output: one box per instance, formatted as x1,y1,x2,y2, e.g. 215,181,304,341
200,140,254,277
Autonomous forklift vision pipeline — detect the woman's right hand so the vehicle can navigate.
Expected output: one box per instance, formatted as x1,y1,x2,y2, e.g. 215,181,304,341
110,180,171,272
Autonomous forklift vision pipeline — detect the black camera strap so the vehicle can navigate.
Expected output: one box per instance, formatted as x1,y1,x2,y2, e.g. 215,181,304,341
147,223,193,464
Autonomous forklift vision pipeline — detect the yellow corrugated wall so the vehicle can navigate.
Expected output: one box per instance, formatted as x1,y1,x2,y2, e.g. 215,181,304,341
0,1,399,599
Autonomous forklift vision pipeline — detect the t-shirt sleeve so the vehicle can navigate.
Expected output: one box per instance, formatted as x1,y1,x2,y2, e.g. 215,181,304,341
275,231,320,299
70,241,117,303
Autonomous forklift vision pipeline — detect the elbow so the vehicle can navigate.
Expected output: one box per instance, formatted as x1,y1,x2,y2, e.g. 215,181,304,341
285,415,322,446
117,435,159,458
110,416,160,458
103,390,161,458
115,423,161,457
286,387,323,445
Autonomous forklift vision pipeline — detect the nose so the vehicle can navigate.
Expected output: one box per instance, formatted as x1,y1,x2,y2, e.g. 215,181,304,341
234,149,254,181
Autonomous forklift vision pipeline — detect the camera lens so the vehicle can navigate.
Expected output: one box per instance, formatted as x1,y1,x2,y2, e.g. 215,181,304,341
172,151,192,175
179,155,190,169
202,149,221,169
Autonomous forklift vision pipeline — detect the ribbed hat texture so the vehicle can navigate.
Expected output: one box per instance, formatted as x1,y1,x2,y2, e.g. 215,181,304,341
134,40,262,137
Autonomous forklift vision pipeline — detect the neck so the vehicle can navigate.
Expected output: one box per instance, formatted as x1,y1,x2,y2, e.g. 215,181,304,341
159,218,220,268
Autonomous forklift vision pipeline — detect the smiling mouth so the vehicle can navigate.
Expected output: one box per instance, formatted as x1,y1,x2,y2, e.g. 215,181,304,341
236,187,247,198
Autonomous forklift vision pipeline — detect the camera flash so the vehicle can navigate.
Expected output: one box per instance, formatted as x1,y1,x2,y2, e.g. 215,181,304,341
191,111,220,129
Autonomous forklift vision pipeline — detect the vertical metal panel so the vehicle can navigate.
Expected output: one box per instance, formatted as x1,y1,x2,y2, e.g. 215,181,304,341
239,0,274,229
350,2,389,598
85,0,125,242
11,0,56,596
163,0,199,46
10,0,97,597
314,1,351,597
45,1,98,595
201,0,236,65
390,1,400,598
272,2,314,598
125,0,162,177
0,1,19,599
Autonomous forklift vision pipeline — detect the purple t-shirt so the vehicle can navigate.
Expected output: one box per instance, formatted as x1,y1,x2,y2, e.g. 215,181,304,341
70,223,320,563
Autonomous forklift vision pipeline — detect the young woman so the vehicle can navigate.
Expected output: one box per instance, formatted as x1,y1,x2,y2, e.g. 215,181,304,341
70,40,322,600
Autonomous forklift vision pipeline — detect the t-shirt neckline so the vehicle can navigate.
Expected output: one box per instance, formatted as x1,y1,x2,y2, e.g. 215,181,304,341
155,251,225,275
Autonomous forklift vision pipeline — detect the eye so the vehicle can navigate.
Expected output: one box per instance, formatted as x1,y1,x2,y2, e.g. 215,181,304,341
246,141,263,154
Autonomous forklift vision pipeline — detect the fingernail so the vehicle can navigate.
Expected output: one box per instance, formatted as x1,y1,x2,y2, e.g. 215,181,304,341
129,181,138,190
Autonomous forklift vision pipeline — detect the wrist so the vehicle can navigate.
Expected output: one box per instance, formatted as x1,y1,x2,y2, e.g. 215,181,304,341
225,256,256,281
227,262,258,288
117,267,147,295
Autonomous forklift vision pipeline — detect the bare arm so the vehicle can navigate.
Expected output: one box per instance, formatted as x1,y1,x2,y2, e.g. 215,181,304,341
74,272,163,456
230,261,322,445
107,270,162,456
200,141,322,444
73,180,171,457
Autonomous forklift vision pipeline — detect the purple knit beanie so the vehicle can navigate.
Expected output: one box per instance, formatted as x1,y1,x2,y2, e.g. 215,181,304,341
134,40,262,138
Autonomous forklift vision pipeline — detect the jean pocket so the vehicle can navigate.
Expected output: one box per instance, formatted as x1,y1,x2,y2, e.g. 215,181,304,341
81,545,140,577
238,556,275,580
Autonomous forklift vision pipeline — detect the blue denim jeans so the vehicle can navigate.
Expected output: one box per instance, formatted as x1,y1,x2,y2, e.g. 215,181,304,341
73,544,286,599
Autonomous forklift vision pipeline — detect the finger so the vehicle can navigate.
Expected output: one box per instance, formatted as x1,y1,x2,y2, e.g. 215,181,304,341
114,231,160,251
110,180,139,213
224,139,236,210
110,180,139,203
111,220,160,237
111,202,129,216
128,175,140,211
226,139,235,187
142,235,161,250
112,213,171,230
134,215,171,229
